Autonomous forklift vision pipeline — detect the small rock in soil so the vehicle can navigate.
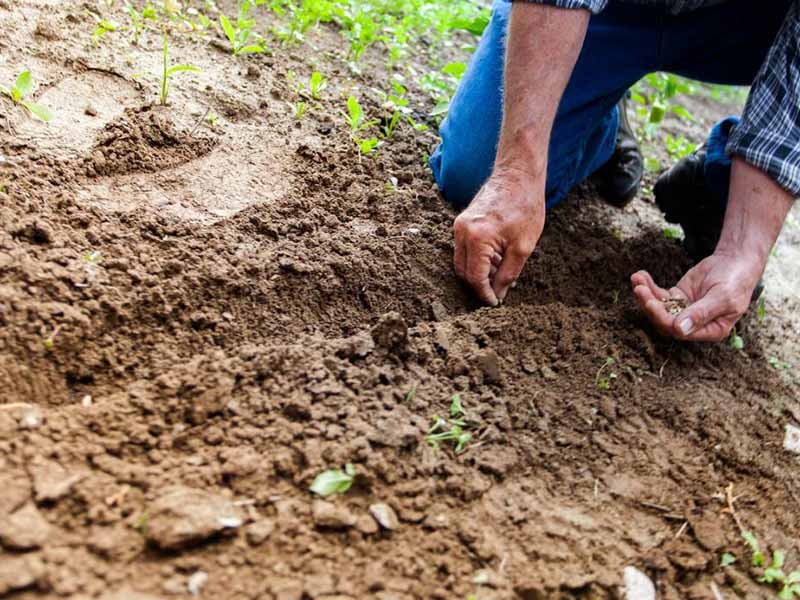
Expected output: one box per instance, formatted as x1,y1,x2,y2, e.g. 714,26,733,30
370,312,408,352
623,566,655,600
369,503,399,531
472,348,502,384
355,513,379,535
312,500,356,529
0,503,50,550
187,571,208,596
31,460,84,502
144,486,244,550
540,365,558,381
245,519,275,546
0,554,45,596
422,513,450,530
429,301,448,322
17,405,44,429
784,424,800,454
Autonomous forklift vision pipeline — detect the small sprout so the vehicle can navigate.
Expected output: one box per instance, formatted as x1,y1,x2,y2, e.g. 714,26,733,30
720,552,736,567
355,136,380,155
293,100,307,120
206,112,218,127
0,70,52,122
404,384,417,403
662,227,683,240
309,463,355,497
595,357,617,391
728,329,744,351
159,32,201,105
743,531,765,567
425,396,474,454
757,296,766,323
450,393,464,418
219,1,265,55
92,18,119,45
308,71,327,99
83,250,103,264
768,356,791,370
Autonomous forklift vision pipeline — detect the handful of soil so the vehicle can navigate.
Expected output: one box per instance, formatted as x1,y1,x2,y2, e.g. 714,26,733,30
662,297,687,316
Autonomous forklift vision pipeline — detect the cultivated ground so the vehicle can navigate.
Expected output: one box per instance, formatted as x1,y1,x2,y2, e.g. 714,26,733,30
1,1,799,599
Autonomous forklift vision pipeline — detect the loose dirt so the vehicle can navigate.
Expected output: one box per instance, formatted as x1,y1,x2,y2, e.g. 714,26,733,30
1,1,799,599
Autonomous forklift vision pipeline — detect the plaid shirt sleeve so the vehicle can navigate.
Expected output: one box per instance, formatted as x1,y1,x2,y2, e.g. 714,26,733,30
508,0,608,14
727,1,800,197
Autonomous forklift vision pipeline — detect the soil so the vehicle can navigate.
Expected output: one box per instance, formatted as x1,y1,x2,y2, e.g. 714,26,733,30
1,1,799,599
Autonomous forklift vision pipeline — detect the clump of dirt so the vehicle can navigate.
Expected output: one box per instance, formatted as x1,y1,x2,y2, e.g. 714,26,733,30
85,105,216,177
663,297,688,315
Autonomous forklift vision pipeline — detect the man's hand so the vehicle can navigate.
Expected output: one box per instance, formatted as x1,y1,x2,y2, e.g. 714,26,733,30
632,157,793,342
454,168,545,305
631,249,763,342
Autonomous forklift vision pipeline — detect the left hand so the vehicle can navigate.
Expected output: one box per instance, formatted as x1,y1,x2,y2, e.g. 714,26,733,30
631,250,764,342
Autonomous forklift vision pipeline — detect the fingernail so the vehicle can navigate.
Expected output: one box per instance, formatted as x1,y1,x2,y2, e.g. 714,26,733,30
679,318,694,335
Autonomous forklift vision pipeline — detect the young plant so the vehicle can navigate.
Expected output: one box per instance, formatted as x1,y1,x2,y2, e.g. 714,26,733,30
219,1,265,55
728,328,744,350
595,357,617,391
743,532,800,598
308,70,327,99
92,18,119,45
293,100,307,120
425,394,473,454
345,95,380,155
663,226,683,240
127,2,157,44
0,70,52,122
309,464,356,497
159,32,201,105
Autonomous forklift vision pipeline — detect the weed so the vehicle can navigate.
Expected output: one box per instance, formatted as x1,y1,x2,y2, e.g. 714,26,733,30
309,463,355,497
159,32,201,105
595,357,617,391
219,1,265,55
425,393,473,454
0,70,52,122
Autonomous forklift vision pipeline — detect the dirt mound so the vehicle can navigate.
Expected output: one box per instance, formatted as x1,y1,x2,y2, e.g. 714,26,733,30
0,0,798,599
85,106,216,176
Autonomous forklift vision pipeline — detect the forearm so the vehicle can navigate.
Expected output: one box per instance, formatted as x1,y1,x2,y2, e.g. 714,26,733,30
716,157,794,266
495,3,590,178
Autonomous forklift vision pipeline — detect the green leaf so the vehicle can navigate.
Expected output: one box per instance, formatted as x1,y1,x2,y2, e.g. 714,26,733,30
743,531,765,566
236,44,264,54
15,70,32,98
347,95,362,130
442,61,466,80
450,393,464,418
720,552,736,567
663,227,682,240
649,101,666,124
772,551,786,570
729,331,744,350
670,105,694,121
166,65,201,76
404,385,417,403
309,467,354,497
430,100,449,117
21,101,52,122
358,137,379,154
219,14,236,44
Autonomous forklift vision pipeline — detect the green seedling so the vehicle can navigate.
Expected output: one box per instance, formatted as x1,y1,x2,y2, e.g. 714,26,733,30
720,552,737,567
404,384,417,403
207,112,218,127
219,1,265,55
127,2,156,43
377,80,411,138
425,394,473,454
293,101,307,119
92,18,119,44
308,70,327,99
345,95,376,132
309,463,355,497
665,133,696,160
663,227,683,240
729,328,744,350
757,296,766,323
596,357,617,391
743,532,800,598
159,32,201,105
0,70,52,122
768,356,792,370
355,136,380,155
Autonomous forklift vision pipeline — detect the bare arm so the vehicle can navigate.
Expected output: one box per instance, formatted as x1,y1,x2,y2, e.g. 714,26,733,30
454,4,590,305
632,158,794,341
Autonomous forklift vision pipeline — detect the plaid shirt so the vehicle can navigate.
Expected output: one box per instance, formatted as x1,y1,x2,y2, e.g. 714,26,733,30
512,0,800,197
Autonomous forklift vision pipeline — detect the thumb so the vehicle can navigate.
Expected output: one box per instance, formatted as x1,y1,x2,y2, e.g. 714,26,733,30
492,243,532,303
673,289,731,341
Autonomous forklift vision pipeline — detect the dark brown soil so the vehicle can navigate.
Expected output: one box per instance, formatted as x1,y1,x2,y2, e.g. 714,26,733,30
1,1,798,599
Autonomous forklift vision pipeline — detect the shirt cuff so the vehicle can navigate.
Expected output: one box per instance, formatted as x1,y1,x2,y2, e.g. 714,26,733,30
726,126,800,198
507,0,607,14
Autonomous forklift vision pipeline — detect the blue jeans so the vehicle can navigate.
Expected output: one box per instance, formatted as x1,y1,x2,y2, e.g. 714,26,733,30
430,0,791,211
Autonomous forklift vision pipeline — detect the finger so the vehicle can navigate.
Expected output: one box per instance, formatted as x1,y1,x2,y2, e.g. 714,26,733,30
465,246,499,306
672,291,735,341
630,270,671,301
492,243,532,303
633,283,674,335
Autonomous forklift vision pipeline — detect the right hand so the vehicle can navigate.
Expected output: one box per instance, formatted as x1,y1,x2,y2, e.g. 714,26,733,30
453,167,545,306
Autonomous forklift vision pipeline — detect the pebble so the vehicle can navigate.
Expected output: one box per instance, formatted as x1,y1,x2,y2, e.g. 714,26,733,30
187,571,208,596
355,513,379,535
784,424,800,454
312,500,356,529
0,503,50,550
245,519,275,546
623,566,655,600
540,365,558,381
0,555,45,596
369,503,399,531
144,486,244,550
31,460,84,502
429,301,448,322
